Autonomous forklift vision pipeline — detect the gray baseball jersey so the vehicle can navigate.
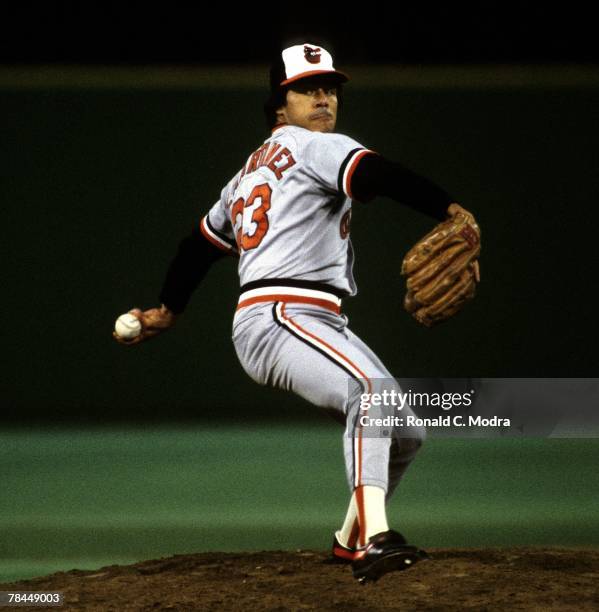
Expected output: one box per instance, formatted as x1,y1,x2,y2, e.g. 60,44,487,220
200,124,374,299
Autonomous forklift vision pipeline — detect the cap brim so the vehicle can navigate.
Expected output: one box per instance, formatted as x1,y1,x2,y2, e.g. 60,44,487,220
280,70,349,86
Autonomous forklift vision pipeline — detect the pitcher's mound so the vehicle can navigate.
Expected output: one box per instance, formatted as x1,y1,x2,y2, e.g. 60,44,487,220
2,548,598,611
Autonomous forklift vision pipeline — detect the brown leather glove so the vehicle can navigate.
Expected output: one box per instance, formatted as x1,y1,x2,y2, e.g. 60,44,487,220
401,204,481,327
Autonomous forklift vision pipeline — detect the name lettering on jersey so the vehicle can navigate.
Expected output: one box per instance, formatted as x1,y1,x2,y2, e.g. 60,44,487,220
267,147,296,179
234,142,296,189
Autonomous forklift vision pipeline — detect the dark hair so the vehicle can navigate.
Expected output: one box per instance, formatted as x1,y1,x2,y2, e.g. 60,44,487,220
263,91,286,129
263,56,287,129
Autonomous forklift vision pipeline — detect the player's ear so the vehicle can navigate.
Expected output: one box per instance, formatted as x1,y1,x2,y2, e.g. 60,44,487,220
275,105,288,124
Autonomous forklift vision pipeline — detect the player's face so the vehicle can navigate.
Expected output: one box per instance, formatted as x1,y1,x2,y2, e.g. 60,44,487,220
278,78,339,133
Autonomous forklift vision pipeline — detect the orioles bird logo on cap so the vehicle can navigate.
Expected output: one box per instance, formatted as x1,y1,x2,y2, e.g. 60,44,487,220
304,46,321,64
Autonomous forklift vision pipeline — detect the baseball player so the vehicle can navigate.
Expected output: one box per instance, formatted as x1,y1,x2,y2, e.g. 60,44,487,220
114,43,474,583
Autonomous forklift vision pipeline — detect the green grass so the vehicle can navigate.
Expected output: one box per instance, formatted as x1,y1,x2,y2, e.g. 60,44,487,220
1,426,598,582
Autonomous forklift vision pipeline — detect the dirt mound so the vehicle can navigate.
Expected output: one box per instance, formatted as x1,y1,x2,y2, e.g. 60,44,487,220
2,548,598,611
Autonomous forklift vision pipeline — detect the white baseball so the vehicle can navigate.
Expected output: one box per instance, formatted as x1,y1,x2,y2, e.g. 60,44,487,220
114,313,142,339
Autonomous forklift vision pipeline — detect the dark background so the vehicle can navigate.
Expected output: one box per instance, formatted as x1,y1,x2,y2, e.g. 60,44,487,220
2,3,599,65
2,4,598,424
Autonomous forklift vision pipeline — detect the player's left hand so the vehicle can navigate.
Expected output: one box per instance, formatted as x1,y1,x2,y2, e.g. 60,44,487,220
401,202,482,326
112,305,178,346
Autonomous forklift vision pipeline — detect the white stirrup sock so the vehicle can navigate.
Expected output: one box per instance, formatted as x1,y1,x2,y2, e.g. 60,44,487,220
336,494,359,549
338,485,389,548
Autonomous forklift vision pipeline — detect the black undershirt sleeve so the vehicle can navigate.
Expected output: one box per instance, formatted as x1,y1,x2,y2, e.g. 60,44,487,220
350,153,454,221
159,225,228,314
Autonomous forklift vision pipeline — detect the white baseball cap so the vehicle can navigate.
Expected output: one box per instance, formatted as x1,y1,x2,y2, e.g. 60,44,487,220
277,43,348,86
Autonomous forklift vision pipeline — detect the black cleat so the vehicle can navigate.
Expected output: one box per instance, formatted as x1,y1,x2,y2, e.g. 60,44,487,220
351,530,429,584
323,534,356,564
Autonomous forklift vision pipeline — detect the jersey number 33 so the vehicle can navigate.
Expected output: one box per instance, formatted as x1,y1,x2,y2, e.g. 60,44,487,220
230,183,273,251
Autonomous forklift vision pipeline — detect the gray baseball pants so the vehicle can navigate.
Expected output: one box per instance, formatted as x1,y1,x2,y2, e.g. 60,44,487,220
232,301,426,499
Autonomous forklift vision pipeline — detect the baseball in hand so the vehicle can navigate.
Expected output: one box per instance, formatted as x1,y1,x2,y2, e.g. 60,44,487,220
114,313,142,339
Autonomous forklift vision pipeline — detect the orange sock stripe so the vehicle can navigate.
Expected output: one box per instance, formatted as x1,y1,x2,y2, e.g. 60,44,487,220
347,517,360,549
355,485,367,547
